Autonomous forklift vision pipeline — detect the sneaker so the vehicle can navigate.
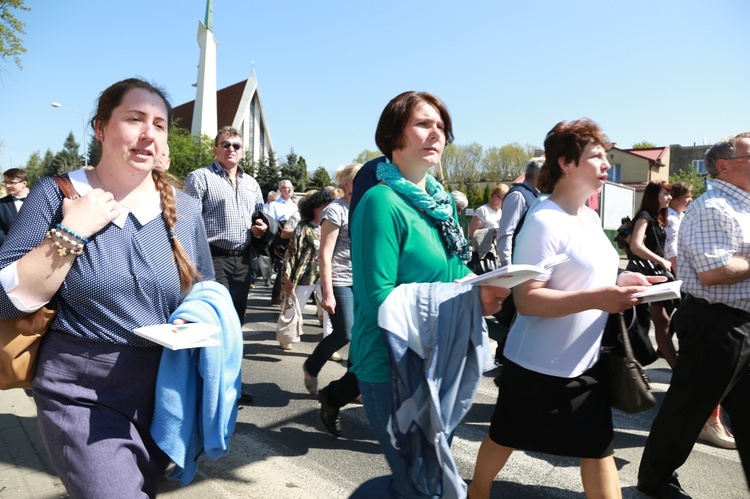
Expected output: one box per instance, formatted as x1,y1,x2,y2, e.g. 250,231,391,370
280,344,292,351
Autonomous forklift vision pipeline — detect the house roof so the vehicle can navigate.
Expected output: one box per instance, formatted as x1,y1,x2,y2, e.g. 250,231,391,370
620,147,669,166
172,79,247,132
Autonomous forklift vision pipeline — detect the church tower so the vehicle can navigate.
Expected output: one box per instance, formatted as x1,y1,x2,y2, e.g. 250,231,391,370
192,0,218,139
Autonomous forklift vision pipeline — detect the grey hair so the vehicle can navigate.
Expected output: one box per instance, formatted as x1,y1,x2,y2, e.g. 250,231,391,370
278,179,293,189
705,132,750,178
450,190,468,211
525,157,545,179
267,190,278,202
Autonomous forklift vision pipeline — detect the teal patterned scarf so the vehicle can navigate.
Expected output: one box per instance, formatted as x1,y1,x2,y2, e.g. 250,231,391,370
377,160,471,261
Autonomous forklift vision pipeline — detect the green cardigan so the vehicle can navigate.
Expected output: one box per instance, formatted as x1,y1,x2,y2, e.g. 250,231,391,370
350,184,471,383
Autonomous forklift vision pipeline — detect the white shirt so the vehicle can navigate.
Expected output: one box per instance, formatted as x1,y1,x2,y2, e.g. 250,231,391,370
503,198,619,378
664,207,682,260
268,197,298,222
473,204,502,230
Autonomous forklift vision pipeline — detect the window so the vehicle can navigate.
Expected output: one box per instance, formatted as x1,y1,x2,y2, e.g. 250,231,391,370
692,159,707,174
607,164,621,182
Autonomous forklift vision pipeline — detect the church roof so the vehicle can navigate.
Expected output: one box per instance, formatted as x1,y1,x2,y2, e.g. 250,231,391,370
172,79,247,132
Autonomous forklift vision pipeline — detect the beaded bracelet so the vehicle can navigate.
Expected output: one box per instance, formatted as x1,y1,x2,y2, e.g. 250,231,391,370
55,223,89,244
46,230,84,257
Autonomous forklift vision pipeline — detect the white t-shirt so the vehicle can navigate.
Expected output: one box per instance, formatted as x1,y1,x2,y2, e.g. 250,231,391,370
503,198,619,378
665,207,682,260
473,204,502,230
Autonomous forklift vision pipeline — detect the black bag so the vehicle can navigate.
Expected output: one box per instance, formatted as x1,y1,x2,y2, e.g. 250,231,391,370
614,216,634,258
600,312,657,414
468,250,497,275
603,305,658,366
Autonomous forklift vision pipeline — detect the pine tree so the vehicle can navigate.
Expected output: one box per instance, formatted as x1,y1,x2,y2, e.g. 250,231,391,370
49,132,83,175
280,147,307,192
255,155,279,196
307,167,332,191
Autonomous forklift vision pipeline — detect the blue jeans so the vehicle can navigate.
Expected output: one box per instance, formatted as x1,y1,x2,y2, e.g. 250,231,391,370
306,286,353,376
350,380,438,499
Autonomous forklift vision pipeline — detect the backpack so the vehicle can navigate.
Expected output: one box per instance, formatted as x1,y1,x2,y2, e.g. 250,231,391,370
614,216,634,257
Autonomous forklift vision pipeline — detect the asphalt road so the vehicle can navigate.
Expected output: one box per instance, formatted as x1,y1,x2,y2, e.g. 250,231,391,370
159,284,747,499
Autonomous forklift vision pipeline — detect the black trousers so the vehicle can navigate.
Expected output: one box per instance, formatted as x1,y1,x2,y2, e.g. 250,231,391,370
211,248,253,323
639,296,750,488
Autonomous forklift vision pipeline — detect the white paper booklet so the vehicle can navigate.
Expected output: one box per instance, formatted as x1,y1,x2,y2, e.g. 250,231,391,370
459,254,569,288
133,323,221,350
632,280,682,304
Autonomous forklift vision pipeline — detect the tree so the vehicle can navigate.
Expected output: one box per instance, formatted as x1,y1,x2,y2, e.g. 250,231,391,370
482,143,537,181
632,140,656,149
669,166,708,199
167,127,214,181
280,147,307,192
255,155,279,196
23,150,44,186
87,137,102,167
49,131,83,175
0,0,29,71
40,148,54,176
307,166,332,191
353,149,381,163
442,143,483,184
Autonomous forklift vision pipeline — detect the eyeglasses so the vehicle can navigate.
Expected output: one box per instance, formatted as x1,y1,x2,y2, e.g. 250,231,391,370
220,141,242,150
2,180,22,186
726,155,750,161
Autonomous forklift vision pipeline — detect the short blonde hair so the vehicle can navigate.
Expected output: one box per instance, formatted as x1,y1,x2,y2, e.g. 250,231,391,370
334,163,363,187
492,184,510,199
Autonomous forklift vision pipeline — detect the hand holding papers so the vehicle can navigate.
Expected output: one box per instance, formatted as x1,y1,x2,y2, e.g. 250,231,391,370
459,254,569,289
133,323,221,350
632,280,682,304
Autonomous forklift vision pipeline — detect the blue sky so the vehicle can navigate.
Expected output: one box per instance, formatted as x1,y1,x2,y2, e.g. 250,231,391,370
1,0,748,174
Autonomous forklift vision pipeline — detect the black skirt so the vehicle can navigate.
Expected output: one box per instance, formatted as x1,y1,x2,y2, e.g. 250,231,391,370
489,358,613,459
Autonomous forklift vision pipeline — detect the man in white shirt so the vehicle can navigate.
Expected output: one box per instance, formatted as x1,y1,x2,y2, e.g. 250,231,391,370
268,180,298,223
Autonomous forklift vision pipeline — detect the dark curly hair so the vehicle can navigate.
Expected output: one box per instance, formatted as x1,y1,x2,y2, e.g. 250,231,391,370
298,189,334,222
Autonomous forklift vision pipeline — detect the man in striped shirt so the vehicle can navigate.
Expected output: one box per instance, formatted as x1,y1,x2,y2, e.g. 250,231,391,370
638,132,750,499
184,126,271,323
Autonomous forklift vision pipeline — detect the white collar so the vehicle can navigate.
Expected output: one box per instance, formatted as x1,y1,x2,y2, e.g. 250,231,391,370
68,168,165,228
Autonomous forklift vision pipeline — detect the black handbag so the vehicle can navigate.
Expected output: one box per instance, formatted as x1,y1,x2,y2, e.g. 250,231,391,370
601,312,657,414
603,304,658,366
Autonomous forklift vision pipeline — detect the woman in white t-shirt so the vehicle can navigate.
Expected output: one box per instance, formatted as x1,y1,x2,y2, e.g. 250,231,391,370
468,183,509,238
469,119,660,499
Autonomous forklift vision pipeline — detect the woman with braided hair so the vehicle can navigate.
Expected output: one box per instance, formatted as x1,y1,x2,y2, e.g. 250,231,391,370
0,78,214,498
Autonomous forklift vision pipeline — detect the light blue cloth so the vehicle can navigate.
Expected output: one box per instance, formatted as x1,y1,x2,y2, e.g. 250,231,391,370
378,282,487,499
150,281,242,485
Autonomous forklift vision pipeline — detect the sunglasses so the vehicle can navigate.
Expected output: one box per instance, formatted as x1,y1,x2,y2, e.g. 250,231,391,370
220,141,242,151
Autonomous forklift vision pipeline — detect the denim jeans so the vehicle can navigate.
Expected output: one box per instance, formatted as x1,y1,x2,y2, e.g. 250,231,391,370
350,380,438,499
305,286,353,376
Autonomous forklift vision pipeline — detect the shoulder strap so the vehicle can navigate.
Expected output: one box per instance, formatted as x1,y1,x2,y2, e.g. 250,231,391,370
54,175,80,200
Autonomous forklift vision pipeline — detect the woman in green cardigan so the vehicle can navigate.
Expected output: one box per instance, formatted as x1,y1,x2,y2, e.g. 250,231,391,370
349,91,509,498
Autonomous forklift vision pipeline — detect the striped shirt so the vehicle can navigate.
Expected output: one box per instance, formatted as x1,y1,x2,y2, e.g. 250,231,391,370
678,179,750,312
183,161,264,251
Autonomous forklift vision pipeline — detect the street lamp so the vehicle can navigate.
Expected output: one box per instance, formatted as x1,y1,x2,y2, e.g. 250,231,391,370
51,102,88,167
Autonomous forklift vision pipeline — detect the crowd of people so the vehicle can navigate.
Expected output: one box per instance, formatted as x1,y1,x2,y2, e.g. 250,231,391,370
0,77,748,499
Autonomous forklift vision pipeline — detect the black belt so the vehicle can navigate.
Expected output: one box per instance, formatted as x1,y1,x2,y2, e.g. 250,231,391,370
683,294,750,321
209,245,247,257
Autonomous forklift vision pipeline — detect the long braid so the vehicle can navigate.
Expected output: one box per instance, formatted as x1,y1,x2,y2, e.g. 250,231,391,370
152,170,200,293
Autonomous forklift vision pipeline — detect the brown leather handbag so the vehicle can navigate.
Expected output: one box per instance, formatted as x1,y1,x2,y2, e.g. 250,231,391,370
0,176,80,390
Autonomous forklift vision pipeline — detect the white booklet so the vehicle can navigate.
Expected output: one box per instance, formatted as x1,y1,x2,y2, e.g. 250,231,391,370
632,280,682,304
133,323,221,350
459,254,569,288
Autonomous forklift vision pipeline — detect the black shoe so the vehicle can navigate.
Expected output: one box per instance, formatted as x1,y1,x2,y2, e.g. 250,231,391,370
238,391,254,405
319,387,341,438
637,478,691,499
